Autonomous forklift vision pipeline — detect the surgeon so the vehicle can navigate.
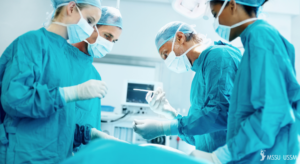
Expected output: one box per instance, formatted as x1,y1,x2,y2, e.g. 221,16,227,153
71,6,123,150
133,21,242,153
190,0,300,163
0,0,109,163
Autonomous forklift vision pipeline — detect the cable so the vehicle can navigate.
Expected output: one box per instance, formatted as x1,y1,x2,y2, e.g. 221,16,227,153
116,0,120,9
101,111,131,123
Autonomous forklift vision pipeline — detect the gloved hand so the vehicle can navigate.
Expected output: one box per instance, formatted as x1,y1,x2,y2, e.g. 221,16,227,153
90,128,119,141
190,150,222,164
133,119,171,140
146,88,178,119
62,80,108,103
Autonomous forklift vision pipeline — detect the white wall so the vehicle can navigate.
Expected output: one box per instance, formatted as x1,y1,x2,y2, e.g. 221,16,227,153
0,0,52,55
263,0,299,15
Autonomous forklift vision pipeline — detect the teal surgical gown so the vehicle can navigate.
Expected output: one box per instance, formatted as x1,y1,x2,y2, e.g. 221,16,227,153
71,50,102,130
71,50,102,152
0,28,81,163
174,41,242,152
61,140,207,164
227,20,300,163
0,96,7,163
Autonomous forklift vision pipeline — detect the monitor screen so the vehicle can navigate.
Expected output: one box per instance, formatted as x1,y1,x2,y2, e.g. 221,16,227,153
126,83,154,104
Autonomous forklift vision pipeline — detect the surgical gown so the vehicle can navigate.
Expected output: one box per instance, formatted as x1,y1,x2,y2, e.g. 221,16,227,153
175,41,242,152
226,20,300,163
72,51,102,130
61,140,207,164
0,28,81,163
70,48,102,153
0,93,7,163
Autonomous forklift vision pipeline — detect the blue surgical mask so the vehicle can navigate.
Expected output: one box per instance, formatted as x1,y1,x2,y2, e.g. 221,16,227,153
53,6,94,44
164,24,200,74
85,27,114,58
213,0,258,41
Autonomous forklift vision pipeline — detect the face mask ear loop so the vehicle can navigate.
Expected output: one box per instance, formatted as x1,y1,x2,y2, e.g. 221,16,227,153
84,25,101,45
230,18,258,28
83,39,90,44
95,25,100,40
172,23,185,51
217,0,229,18
52,22,68,26
75,5,83,18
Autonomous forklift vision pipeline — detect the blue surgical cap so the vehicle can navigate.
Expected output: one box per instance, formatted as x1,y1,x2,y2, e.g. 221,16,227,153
210,0,265,7
155,21,196,51
51,0,101,9
97,6,123,29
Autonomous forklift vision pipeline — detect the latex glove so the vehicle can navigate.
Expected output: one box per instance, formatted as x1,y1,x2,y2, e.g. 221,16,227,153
62,80,108,103
213,145,232,164
190,150,222,164
90,128,119,141
146,88,178,119
133,119,171,140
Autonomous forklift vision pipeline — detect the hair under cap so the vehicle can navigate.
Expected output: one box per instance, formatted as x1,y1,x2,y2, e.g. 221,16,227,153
51,0,101,9
210,0,265,7
97,6,123,29
155,21,196,51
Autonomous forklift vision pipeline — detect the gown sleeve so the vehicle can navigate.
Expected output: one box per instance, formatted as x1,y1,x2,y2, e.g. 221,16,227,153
1,36,66,119
176,48,236,139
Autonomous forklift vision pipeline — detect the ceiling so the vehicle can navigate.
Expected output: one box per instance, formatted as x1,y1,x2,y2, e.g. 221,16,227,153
103,0,172,4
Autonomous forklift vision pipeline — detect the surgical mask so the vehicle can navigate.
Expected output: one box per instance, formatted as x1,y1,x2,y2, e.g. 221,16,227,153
213,0,258,41
85,27,114,58
53,6,94,44
164,24,200,74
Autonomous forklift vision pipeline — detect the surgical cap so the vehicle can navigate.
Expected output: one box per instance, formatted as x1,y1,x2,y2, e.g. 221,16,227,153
97,6,123,29
155,21,196,51
51,0,101,9
210,0,265,7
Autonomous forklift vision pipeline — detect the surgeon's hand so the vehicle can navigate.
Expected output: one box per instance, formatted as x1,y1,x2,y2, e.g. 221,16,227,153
133,119,171,140
146,88,178,119
90,128,120,141
62,80,108,103
190,150,222,164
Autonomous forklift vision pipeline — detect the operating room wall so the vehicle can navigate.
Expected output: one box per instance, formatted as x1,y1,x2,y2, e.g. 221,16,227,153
0,0,52,55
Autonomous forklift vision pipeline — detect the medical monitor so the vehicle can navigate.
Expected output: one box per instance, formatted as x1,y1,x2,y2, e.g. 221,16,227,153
123,80,163,107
